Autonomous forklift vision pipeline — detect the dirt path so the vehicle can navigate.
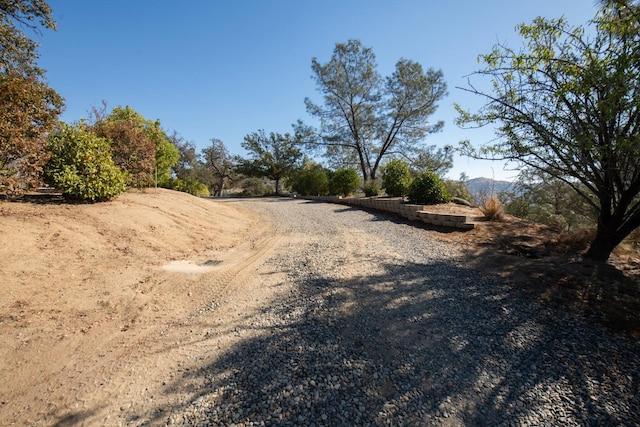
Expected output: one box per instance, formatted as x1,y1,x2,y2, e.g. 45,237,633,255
0,189,287,426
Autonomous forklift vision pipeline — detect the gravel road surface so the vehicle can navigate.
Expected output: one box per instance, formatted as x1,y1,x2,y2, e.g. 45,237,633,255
172,198,639,426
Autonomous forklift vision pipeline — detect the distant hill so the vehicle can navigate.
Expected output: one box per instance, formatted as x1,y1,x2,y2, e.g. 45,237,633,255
465,178,520,202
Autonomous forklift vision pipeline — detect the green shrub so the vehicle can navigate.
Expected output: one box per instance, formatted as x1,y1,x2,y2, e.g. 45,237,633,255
407,171,450,205
171,177,211,197
287,165,329,196
45,123,129,202
363,181,380,196
241,177,270,196
329,167,359,196
381,159,411,197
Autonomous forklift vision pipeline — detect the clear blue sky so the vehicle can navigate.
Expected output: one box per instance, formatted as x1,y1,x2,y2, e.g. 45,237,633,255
38,0,597,181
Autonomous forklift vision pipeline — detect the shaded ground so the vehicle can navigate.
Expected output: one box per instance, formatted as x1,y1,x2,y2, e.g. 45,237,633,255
160,198,640,426
420,204,640,338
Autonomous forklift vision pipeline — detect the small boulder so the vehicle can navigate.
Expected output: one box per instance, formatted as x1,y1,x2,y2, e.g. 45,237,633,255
452,197,473,206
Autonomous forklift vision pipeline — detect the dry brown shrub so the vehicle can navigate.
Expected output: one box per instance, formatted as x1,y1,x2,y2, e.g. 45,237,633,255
480,196,505,221
553,229,596,253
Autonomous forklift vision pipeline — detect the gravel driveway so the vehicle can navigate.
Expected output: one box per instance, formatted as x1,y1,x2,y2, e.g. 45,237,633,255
174,198,639,426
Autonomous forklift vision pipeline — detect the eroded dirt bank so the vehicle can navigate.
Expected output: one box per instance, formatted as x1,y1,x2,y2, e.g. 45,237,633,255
0,189,280,425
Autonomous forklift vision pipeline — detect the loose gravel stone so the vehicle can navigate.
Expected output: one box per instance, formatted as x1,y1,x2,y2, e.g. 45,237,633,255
170,198,639,426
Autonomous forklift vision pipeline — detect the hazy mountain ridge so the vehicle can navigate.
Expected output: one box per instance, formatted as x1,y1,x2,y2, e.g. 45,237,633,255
465,178,520,202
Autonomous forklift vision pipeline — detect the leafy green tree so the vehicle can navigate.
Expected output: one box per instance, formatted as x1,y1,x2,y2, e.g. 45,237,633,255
407,171,450,205
381,159,411,197
237,130,302,195
456,1,640,261
170,134,200,181
329,167,359,197
44,123,128,201
90,105,178,188
145,120,179,188
154,136,179,188
167,133,212,196
0,0,55,77
301,40,447,182
0,72,63,196
202,138,236,197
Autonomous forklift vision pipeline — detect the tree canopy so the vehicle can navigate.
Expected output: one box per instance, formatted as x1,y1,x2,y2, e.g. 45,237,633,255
92,105,178,188
168,134,212,197
456,0,640,262
409,144,453,177
202,138,235,197
0,1,62,196
0,0,55,77
301,40,448,182
0,72,63,196
237,130,303,195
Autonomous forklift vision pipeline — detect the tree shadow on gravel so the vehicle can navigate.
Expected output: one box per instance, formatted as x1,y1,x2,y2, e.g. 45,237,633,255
460,239,640,338
150,259,639,426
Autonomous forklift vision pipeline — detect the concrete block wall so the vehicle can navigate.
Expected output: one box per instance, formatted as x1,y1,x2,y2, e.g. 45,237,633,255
301,196,475,230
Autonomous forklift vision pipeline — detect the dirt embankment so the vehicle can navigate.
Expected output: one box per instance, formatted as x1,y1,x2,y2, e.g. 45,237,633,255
0,189,275,425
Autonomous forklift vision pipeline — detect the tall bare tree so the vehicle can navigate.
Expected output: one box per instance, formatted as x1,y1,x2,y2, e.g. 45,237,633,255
301,40,447,182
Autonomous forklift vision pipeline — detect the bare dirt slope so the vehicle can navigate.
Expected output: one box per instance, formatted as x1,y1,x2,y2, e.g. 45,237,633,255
0,189,281,425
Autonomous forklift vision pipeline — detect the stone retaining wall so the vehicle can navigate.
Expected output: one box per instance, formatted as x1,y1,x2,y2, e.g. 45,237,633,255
301,196,475,230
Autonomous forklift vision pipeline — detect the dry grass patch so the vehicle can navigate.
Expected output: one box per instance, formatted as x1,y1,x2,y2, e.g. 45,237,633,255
480,196,505,221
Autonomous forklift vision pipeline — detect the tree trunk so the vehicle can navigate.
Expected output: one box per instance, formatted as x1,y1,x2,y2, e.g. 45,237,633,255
370,164,378,181
584,228,619,262
359,162,369,183
275,178,280,195
584,194,640,262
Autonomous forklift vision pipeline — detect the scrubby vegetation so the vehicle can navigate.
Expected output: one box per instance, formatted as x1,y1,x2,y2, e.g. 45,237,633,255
241,177,271,197
286,164,329,196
